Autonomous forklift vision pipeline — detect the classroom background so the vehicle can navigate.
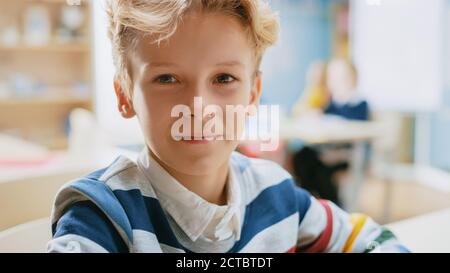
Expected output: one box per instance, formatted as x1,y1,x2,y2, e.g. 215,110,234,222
0,0,449,252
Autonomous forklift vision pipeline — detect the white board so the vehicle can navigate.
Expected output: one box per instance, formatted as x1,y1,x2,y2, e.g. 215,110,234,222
351,0,444,112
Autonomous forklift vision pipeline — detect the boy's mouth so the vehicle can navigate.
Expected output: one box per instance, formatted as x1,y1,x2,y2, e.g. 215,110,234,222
182,139,212,144
175,135,223,144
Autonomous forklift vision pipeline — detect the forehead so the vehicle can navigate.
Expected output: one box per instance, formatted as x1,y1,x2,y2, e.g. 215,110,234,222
131,13,255,69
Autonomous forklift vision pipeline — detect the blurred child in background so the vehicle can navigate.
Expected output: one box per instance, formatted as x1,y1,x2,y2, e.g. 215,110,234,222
292,58,370,206
324,58,369,121
292,61,330,118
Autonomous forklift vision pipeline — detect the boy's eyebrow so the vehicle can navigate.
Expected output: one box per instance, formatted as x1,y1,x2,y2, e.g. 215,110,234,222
215,61,245,67
142,61,245,71
144,62,178,68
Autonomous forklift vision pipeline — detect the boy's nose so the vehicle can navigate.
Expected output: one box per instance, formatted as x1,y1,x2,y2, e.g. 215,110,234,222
189,82,207,97
186,84,212,110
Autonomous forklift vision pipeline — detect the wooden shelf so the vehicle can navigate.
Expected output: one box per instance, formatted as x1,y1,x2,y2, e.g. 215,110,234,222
0,44,90,53
0,0,92,150
0,97,91,106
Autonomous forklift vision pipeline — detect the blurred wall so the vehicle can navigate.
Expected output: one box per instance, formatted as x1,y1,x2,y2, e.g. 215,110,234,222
91,0,144,147
427,0,450,171
261,0,332,112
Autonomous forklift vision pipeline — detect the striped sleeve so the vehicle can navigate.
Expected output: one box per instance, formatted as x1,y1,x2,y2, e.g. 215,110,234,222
47,176,133,253
295,188,409,253
48,201,128,253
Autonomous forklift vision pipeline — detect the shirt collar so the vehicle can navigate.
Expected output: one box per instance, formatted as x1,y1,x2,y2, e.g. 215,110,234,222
136,148,242,242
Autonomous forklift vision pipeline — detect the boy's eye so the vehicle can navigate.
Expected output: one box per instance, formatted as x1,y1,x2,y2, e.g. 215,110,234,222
154,74,178,84
214,74,236,84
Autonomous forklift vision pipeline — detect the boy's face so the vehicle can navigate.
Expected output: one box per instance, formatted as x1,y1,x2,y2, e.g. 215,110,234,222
115,13,261,176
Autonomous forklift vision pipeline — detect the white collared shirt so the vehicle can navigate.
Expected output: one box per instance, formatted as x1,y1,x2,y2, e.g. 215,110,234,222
136,149,242,243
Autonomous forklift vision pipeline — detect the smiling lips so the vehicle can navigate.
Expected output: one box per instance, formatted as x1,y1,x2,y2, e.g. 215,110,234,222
176,135,223,144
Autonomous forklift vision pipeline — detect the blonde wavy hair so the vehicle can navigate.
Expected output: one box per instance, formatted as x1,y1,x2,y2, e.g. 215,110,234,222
106,0,279,97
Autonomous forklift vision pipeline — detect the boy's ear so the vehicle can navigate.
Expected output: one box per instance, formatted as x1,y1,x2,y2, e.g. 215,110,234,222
249,72,262,107
114,80,136,119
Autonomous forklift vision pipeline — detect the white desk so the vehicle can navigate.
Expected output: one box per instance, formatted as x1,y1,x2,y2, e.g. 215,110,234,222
0,218,51,253
387,208,450,253
280,116,382,145
280,117,383,212
0,133,139,231
0,133,139,184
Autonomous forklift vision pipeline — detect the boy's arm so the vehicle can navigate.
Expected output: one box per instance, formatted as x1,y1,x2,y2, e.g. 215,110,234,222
295,187,409,253
47,200,128,253
47,177,134,253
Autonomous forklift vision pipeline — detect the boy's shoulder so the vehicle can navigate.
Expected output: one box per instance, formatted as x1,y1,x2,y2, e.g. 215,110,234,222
230,151,297,203
56,155,156,200
231,151,291,179
50,156,148,243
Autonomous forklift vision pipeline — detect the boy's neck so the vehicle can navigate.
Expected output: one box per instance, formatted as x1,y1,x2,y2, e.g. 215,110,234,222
149,151,229,206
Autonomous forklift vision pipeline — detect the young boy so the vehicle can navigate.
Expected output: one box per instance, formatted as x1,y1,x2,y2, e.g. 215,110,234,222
47,0,407,253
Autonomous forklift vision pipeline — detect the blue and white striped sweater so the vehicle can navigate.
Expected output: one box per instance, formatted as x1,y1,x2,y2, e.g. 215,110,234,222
48,152,408,253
